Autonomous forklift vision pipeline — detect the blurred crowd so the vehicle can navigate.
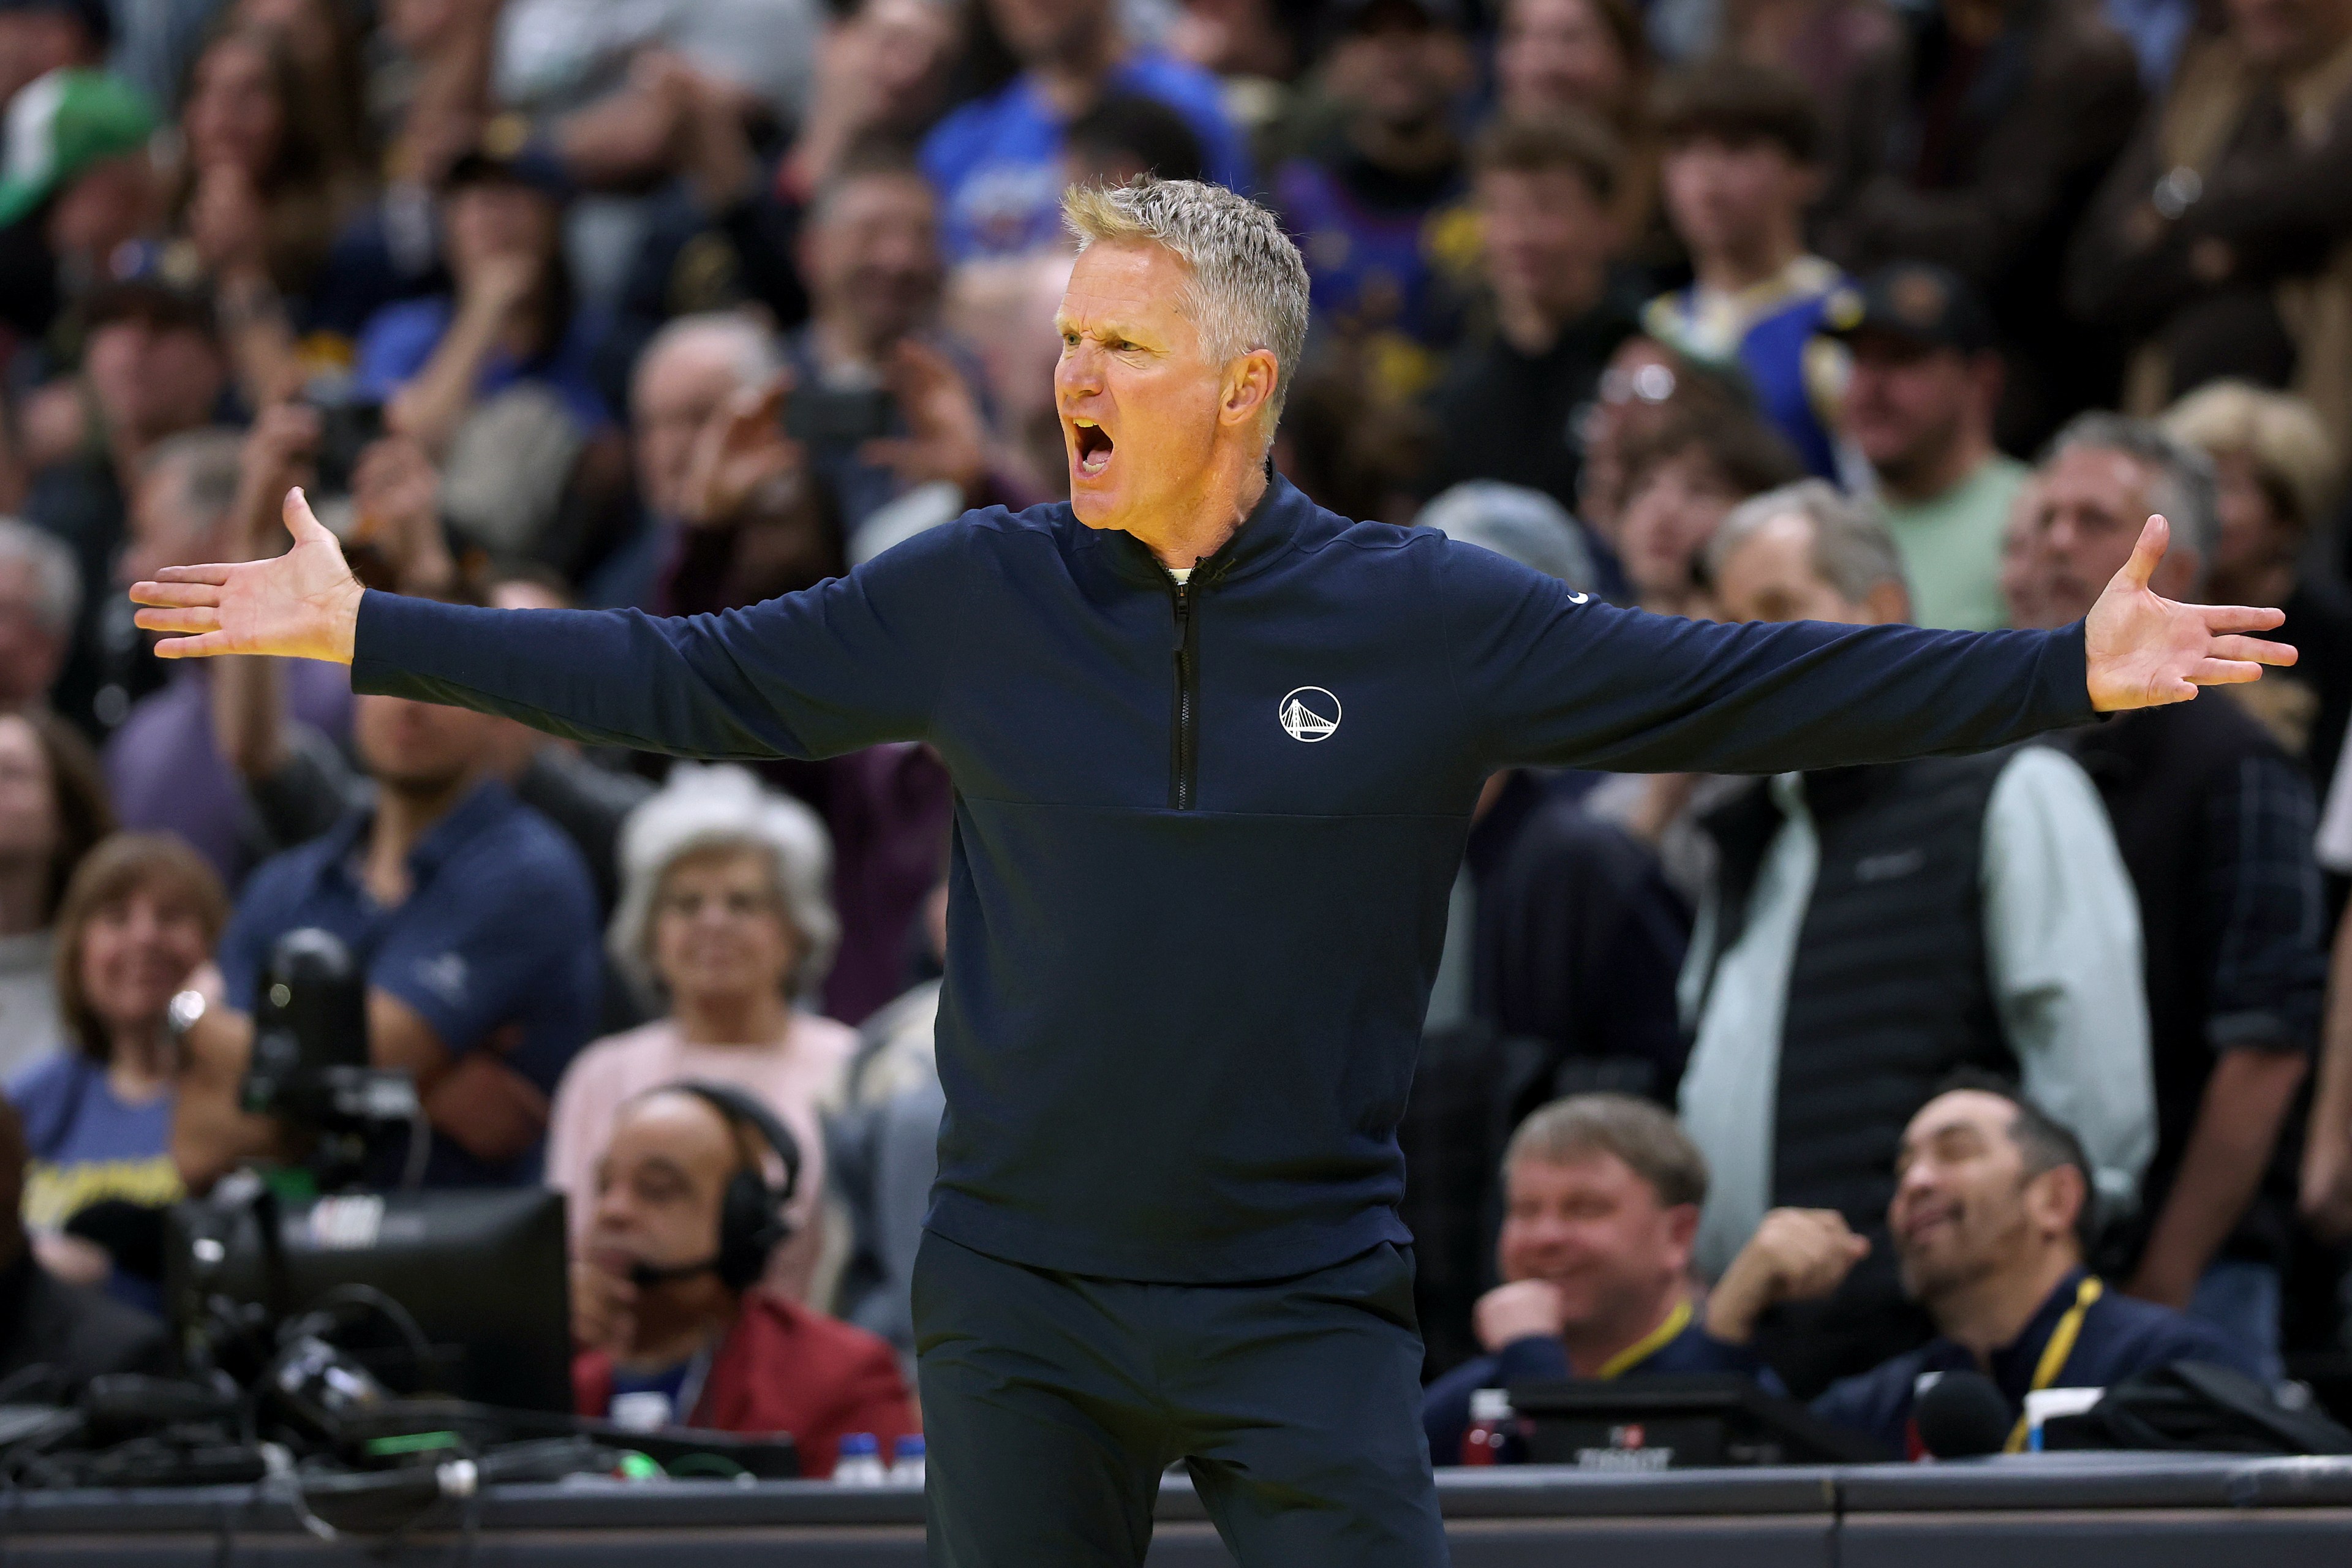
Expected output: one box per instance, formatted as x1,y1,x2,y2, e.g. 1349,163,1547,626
2,0,2352,1471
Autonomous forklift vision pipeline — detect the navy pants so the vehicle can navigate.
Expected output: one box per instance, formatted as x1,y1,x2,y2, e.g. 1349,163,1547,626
913,1231,1448,1567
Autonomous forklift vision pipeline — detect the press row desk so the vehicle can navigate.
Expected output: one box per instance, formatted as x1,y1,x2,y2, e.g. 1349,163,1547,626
6,1452,2351,1566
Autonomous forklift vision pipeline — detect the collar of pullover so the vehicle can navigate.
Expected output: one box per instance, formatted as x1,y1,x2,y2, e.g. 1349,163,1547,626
1090,472,1314,591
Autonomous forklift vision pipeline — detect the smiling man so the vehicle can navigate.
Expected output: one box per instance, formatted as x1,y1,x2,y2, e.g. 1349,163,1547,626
132,178,2293,1566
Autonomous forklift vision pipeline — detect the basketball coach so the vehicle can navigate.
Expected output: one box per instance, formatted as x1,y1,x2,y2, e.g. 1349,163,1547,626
134,179,2291,1566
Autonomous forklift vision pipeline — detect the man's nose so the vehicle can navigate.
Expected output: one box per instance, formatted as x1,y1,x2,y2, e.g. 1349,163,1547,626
1057,344,1102,402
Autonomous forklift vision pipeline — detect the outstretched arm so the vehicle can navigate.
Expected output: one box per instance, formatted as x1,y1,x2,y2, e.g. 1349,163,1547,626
130,488,953,761
1450,515,2295,775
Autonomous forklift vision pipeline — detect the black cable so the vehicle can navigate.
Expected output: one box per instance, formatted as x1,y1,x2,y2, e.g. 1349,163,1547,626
301,1284,437,1390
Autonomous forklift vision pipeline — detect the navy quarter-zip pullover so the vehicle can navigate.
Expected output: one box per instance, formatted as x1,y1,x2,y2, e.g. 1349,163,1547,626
351,477,2094,1282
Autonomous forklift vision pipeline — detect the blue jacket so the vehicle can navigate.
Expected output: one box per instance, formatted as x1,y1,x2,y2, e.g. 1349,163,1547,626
350,476,2095,1281
1811,1269,2260,1453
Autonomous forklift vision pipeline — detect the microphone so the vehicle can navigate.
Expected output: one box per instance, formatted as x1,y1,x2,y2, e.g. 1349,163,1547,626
1913,1370,2015,1459
628,1256,723,1289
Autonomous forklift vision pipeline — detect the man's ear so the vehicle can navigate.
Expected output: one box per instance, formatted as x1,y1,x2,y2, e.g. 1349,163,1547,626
1221,349,1280,431
2024,1163,2087,1248
1664,1201,1700,1267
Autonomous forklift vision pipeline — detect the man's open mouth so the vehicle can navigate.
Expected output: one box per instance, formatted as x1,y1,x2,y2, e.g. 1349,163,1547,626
1074,418,1114,478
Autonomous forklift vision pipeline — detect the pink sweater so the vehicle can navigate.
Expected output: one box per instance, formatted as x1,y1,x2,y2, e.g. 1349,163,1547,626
545,1014,858,1301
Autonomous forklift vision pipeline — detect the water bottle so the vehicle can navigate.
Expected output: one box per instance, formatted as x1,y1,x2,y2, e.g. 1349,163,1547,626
833,1432,888,1485
890,1434,927,1487
1460,1388,1522,1466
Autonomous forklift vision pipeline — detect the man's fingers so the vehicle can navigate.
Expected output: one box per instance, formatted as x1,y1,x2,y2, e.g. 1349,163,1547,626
2190,658,2266,686
2116,514,2168,591
134,606,220,635
129,578,224,606
148,564,233,587
2201,603,2287,634
2207,634,2297,666
153,631,235,659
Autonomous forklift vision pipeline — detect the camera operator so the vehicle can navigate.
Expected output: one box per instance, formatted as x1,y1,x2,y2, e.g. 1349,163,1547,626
570,1084,917,1477
168,612,602,1191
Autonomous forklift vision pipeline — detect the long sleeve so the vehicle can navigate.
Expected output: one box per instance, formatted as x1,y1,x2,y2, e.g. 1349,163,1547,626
1436,541,2095,775
1980,746,2156,1209
350,518,970,760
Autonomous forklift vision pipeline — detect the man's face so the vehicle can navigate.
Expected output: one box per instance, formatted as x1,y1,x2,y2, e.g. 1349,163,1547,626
986,0,1106,64
1477,167,1611,320
2228,0,2352,69
1890,1090,2049,1305
1714,511,1894,625
0,714,56,863
585,1093,736,1282
1841,332,1978,481
1660,136,1810,260
803,173,943,351
84,320,225,448
48,153,158,265
1496,0,1630,119
632,336,753,521
1330,2,1463,130
0,560,66,710
1055,239,1252,535
2024,445,2193,622
352,692,496,797
442,181,557,279
1497,1151,1695,1331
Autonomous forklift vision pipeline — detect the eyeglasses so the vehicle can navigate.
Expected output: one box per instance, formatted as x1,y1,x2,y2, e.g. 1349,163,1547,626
1597,364,1678,406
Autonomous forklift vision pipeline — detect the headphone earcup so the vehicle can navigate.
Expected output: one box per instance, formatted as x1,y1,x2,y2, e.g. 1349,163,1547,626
716,1169,791,1291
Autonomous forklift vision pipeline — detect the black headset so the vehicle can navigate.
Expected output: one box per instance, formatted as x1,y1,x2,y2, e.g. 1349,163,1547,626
628,1080,804,1293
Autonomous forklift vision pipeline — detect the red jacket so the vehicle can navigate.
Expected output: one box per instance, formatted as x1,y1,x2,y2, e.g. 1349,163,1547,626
574,1289,918,1478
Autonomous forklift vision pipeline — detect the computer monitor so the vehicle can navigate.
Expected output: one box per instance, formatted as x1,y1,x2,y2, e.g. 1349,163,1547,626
165,1186,573,1414
1509,1374,1892,1468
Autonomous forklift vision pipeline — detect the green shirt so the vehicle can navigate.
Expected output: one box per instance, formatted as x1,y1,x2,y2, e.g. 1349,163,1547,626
1882,454,2030,631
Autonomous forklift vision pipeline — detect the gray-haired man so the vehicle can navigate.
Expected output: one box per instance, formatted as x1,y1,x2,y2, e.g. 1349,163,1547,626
1682,480,2154,1395
137,180,2291,1565
0,519,78,714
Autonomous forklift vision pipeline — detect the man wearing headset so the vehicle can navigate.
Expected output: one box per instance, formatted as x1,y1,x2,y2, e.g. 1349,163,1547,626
570,1082,919,1476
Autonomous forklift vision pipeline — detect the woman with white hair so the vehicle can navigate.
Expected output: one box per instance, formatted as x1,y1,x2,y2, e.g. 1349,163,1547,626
545,765,855,1301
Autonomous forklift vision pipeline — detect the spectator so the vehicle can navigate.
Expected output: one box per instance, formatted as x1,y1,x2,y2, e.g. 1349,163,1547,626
1272,0,1474,393
1713,1081,2255,1453
1721,0,1900,115
1613,404,1805,615
0,0,106,108
569,1083,918,1474
782,151,990,552
26,281,228,736
1421,113,1643,515
782,0,960,202
921,0,1247,260
1826,262,2030,630
176,26,370,401
2160,382,2350,794
355,137,608,557
1684,480,2154,1392
1817,0,2142,450
172,647,603,1192
592,312,784,610
228,0,372,185
1571,334,1754,558
0,1095,170,1400
0,709,110,1080
7,833,222,1298
0,519,77,715
0,68,159,352
102,426,350,887
1643,60,1849,481
1421,1095,1774,1464
2015,413,2324,1379
2069,0,2352,458
547,766,856,1305
1489,0,1664,268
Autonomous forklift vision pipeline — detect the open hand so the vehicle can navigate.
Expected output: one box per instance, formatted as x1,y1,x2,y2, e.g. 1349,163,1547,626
2084,515,2296,710
129,487,364,663
681,374,804,526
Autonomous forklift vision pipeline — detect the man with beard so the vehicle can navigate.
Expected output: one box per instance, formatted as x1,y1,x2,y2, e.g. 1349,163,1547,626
1708,1080,2254,1455
169,650,601,1193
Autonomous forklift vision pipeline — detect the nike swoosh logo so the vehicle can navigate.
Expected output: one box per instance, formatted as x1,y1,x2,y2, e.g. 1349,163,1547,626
1567,593,1590,605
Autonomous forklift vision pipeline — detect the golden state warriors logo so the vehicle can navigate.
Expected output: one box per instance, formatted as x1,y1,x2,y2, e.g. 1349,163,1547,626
1279,687,1341,742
